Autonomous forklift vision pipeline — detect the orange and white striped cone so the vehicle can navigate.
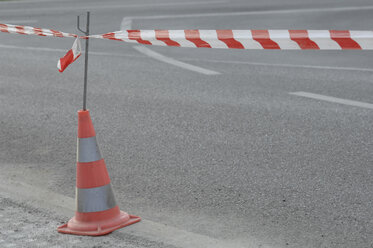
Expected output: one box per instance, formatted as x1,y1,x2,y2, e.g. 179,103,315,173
57,110,140,236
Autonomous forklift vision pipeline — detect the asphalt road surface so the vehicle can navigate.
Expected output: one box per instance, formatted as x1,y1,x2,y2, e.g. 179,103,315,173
0,0,373,247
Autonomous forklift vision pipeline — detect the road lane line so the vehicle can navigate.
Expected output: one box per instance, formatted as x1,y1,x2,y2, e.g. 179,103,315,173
127,5,373,20
1,43,372,74
290,92,373,110
0,43,144,58
0,171,252,248
3,3,370,14
0,44,67,53
121,17,220,75
182,58,373,73
134,45,220,75
0,20,38,24
120,17,132,30
0,0,56,3
0,1,227,13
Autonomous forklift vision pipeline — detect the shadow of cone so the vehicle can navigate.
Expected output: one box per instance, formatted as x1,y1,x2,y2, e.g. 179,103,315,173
57,110,140,236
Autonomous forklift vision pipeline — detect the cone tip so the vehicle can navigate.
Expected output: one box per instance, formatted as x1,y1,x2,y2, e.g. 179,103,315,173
77,109,96,138
78,109,90,114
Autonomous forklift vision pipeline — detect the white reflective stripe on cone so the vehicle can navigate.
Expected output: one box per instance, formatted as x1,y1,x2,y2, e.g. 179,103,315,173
76,184,117,213
77,136,102,163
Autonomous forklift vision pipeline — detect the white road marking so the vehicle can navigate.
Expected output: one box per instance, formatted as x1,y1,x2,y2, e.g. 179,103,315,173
86,0,228,10
290,92,373,110
0,20,38,24
1,43,372,74
0,42,221,75
182,58,373,73
134,45,220,75
127,5,373,20
0,44,67,53
121,17,220,76
0,43,143,58
120,17,132,30
0,0,56,3
0,171,254,248
0,1,226,13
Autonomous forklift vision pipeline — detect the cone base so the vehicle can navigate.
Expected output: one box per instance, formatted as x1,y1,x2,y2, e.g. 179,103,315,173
57,211,141,236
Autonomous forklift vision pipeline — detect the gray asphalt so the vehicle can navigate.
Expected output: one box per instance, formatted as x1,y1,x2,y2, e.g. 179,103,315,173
0,0,373,247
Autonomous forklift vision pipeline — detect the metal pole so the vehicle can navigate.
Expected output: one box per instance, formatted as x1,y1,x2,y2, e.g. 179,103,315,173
82,11,90,110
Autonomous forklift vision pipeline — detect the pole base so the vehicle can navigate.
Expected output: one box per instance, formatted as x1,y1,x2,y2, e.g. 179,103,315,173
57,210,141,236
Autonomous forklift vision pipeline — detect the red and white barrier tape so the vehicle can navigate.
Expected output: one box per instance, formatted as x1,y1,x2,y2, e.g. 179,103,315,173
1,23,373,72
93,30,373,50
0,23,77,38
57,38,81,73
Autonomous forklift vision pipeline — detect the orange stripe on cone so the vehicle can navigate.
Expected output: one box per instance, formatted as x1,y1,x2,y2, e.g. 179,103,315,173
76,159,110,188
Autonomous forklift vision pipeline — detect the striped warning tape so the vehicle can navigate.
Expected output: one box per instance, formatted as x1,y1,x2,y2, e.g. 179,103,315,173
91,30,373,50
0,23,77,38
57,38,81,73
2,23,372,50
1,23,373,72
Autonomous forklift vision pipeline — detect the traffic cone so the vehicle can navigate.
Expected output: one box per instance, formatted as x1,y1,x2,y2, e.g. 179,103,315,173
57,109,140,236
